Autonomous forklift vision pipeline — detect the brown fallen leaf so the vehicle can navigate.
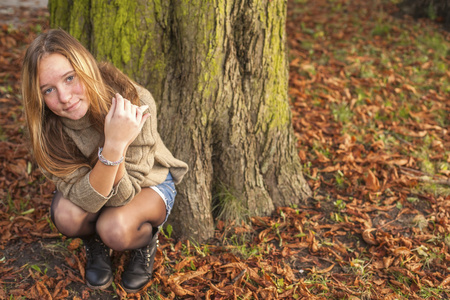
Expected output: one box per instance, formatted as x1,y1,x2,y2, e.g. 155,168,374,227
174,256,196,272
394,247,412,256
319,163,341,173
441,276,450,287
52,279,69,299
383,256,395,269
362,228,378,245
365,170,380,191
67,238,82,251
316,264,335,274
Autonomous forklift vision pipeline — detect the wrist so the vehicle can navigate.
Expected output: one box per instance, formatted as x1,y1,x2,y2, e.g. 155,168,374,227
103,140,127,155
98,147,124,166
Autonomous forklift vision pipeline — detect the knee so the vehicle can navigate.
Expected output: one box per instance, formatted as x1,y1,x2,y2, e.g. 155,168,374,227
96,217,131,251
51,193,94,237
52,203,84,237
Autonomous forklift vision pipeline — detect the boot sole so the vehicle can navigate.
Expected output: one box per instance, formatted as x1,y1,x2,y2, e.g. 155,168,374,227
121,280,152,294
86,276,113,290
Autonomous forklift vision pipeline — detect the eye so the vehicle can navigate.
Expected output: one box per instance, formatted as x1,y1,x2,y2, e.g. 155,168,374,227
66,75,75,82
43,87,54,95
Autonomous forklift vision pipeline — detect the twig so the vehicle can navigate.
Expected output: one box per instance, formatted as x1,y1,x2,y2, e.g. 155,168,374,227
331,275,359,295
388,132,413,146
399,166,427,175
231,269,247,284
415,176,450,186
400,168,450,186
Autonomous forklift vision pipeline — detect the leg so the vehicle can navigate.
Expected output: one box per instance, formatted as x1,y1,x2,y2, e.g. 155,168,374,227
51,191,112,290
102,188,167,293
51,191,99,237
96,187,166,252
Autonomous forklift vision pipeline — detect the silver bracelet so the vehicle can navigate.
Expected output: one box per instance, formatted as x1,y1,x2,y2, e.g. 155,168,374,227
98,147,124,166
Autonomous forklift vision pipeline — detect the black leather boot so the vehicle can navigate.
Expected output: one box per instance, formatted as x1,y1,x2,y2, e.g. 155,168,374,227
83,235,113,290
121,229,159,293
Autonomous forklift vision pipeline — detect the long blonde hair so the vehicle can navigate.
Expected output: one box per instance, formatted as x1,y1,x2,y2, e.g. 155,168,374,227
21,29,138,178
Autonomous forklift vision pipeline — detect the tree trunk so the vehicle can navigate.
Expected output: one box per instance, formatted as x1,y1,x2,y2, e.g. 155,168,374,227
398,0,450,29
48,0,311,242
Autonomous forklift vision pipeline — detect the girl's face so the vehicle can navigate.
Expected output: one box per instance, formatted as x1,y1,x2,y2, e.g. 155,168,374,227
38,53,89,120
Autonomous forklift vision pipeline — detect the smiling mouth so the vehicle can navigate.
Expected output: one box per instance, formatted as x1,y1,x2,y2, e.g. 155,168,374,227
64,100,80,111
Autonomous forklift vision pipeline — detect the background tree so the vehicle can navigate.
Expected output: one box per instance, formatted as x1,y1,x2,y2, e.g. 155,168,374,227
398,0,450,29
48,0,311,241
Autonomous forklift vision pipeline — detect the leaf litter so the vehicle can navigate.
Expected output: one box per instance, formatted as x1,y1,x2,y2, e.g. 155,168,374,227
0,0,449,299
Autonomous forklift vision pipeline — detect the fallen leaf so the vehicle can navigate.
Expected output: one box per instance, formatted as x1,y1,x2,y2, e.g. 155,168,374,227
362,228,378,245
394,247,412,256
441,276,450,287
365,170,380,191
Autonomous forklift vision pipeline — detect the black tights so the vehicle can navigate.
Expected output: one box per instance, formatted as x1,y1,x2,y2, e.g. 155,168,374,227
50,189,166,251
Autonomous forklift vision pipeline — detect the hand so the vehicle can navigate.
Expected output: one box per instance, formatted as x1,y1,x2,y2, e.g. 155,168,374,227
104,93,150,154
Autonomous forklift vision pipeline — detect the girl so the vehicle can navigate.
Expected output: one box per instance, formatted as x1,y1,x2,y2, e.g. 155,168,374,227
21,29,188,293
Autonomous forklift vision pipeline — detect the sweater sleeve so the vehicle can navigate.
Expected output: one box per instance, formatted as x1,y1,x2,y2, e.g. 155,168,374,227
104,86,159,206
43,167,114,213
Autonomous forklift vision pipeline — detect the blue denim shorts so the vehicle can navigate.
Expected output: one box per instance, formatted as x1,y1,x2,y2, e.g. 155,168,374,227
150,172,176,224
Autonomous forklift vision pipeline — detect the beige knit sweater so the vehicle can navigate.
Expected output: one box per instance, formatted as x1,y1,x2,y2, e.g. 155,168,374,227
45,85,188,213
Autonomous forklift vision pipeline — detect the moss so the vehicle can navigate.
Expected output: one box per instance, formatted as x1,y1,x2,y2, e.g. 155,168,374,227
69,0,91,46
48,0,71,29
201,111,208,127
48,0,91,50
173,0,225,122
257,0,291,133
112,0,133,67
121,38,132,64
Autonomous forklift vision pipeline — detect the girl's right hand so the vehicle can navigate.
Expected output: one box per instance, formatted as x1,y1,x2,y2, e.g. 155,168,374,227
104,93,150,154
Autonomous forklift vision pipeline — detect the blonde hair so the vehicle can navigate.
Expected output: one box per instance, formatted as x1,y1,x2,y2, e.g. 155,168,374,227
21,29,138,178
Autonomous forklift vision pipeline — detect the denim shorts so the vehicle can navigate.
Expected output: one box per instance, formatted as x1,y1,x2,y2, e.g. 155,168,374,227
150,172,177,225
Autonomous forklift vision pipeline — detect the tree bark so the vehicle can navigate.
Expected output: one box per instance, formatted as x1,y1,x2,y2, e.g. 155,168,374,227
49,0,311,242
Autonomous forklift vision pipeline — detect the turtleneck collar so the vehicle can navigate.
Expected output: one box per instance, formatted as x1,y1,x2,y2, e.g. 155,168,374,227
60,112,93,130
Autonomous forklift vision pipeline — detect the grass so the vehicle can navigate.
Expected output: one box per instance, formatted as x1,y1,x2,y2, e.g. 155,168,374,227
331,103,354,124
213,182,250,227
3,193,31,215
225,234,264,260
140,285,164,300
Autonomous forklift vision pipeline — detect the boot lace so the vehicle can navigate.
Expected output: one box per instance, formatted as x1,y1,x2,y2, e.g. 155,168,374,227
130,238,159,270
85,236,110,263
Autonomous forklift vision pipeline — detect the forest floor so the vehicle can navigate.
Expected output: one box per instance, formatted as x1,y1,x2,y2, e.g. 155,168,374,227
0,0,449,299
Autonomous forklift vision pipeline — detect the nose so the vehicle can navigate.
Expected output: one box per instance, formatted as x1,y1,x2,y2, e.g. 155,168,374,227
58,86,72,104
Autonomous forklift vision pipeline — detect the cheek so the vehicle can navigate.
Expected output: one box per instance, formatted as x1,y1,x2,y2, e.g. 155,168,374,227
43,96,59,112
74,81,86,96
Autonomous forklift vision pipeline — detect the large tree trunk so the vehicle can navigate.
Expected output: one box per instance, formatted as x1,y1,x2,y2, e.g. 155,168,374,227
49,0,311,241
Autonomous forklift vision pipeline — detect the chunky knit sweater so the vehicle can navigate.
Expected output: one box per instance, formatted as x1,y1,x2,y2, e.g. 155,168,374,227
45,85,188,213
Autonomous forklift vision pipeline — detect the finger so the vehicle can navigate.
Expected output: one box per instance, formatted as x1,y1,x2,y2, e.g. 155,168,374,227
123,97,132,112
139,113,150,130
130,103,137,118
106,96,116,122
138,105,149,114
115,93,125,111
135,105,142,124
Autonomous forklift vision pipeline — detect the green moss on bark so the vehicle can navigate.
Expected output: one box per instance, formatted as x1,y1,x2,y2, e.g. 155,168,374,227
259,0,291,132
48,0,71,29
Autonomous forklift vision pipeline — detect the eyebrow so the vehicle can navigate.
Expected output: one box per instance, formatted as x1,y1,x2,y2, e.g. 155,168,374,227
40,70,75,90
